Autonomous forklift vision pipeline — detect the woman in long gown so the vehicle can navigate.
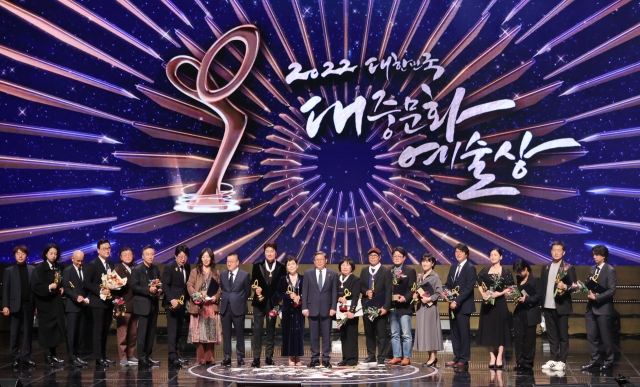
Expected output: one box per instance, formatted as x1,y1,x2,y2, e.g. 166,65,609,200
31,243,66,365
186,248,223,365
274,255,304,366
412,253,443,367
476,247,514,369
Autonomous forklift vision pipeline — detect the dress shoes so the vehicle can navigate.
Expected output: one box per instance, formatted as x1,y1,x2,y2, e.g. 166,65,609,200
251,358,260,367
423,358,438,368
51,356,65,364
265,357,275,366
401,358,411,366
454,362,468,368
237,358,245,366
389,357,403,365
178,358,189,365
12,360,19,369
360,357,376,364
322,361,332,369
221,358,232,367
148,358,160,365
337,360,348,366
104,359,115,365
23,359,36,367
170,359,183,368
581,362,602,370
71,359,85,367
138,359,152,367
95,359,109,367
77,358,88,365
600,364,613,372
308,360,320,368
445,360,457,367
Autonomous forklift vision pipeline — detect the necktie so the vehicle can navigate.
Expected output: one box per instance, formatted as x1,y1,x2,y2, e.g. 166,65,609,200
104,260,109,272
454,265,462,281
595,267,601,276
78,268,83,282
318,270,323,291
229,272,234,288
180,266,185,282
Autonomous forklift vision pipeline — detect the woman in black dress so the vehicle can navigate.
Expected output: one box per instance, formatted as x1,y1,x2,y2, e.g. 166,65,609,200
512,259,543,372
476,247,514,369
31,243,67,365
336,256,361,366
274,255,304,366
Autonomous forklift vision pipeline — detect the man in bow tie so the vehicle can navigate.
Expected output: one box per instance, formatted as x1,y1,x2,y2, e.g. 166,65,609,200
161,245,191,367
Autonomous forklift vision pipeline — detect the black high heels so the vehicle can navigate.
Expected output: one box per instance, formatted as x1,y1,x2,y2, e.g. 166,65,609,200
422,358,438,368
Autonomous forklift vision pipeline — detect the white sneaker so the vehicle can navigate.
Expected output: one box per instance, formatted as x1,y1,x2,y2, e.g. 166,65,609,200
541,360,557,370
552,361,565,371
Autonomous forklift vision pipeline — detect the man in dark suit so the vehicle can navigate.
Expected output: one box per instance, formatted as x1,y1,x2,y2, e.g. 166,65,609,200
250,242,286,367
63,251,90,367
161,244,191,367
2,245,36,368
540,241,576,373
388,246,417,366
113,247,137,367
582,244,617,373
444,243,477,369
302,251,338,368
131,246,163,367
359,247,392,366
84,238,116,366
219,252,251,366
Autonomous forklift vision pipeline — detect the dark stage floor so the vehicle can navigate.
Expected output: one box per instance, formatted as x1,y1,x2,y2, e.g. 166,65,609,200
1,333,639,387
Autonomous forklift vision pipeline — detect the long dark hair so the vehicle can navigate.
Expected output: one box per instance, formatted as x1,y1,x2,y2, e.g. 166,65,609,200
196,248,215,274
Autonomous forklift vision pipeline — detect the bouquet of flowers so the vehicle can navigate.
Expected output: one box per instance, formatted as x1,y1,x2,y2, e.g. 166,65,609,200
410,274,430,304
570,280,589,294
99,269,127,300
337,307,362,329
554,264,572,296
113,297,126,317
363,306,381,322
148,279,162,288
53,270,62,285
442,286,459,318
392,269,403,285
192,292,205,305
505,285,522,303
482,274,504,305
268,305,280,320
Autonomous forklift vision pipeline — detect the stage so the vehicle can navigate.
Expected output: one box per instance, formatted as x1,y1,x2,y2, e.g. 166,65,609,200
2,334,639,387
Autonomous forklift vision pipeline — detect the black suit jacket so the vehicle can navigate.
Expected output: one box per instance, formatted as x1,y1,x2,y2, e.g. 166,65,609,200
586,263,616,316
161,260,190,309
63,265,89,313
514,273,543,326
113,263,135,313
2,264,34,312
219,269,251,316
445,260,477,315
84,258,115,309
540,260,576,315
358,265,393,311
301,268,338,317
131,263,161,316
250,259,286,307
274,274,304,312
338,274,361,313
390,265,417,316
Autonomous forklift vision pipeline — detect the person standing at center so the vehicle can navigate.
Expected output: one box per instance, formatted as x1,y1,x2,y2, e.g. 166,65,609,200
63,250,90,367
131,246,162,367
162,244,191,367
113,247,138,367
302,251,337,368
389,247,416,366
250,242,286,367
219,252,251,367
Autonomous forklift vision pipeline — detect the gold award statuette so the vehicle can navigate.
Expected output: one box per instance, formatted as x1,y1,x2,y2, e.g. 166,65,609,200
414,283,433,307
481,282,489,301
343,288,352,299
252,280,264,301
368,281,375,299
171,295,185,310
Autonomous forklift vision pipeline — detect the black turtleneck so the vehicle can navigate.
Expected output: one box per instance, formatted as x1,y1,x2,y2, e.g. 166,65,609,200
18,264,31,302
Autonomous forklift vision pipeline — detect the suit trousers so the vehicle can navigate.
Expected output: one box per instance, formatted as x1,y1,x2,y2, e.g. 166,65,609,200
513,311,536,368
450,313,471,363
339,317,359,365
66,310,87,361
136,305,158,361
116,313,138,360
92,307,113,360
544,308,569,363
585,309,615,365
363,314,389,362
165,307,185,360
309,315,332,361
252,301,277,359
221,311,245,360
9,301,34,361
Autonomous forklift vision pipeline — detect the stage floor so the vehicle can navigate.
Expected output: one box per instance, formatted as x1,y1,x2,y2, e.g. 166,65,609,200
1,333,639,386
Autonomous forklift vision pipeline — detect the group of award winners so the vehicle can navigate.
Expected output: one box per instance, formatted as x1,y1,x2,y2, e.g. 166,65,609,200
2,238,616,373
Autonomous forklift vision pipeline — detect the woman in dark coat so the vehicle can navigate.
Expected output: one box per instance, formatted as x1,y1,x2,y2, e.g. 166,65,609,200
512,259,543,371
31,243,67,365
274,255,304,366
336,256,361,366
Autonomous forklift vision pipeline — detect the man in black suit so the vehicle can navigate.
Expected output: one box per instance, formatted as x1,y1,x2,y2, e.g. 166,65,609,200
2,245,36,368
581,244,617,373
540,241,576,373
359,247,392,366
219,252,251,366
131,246,163,367
250,242,286,367
161,244,191,367
302,251,338,368
444,243,477,369
388,246,417,366
83,238,116,367
63,251,91,367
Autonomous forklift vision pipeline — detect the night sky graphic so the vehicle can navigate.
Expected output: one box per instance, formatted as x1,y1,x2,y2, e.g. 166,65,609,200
0,0,639,266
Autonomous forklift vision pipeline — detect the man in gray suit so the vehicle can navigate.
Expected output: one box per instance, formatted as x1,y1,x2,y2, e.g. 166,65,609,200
219,252,251,367
302,251,338,368
581,244,617,373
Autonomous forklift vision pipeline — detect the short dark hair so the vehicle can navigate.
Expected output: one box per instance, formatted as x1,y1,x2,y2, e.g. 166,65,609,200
314,251,326,259
455,243,469,257
197,248,215,273
551,240,565,251
13,245,29,255
97,238,110,249
391,246,406,257
338,256,356,273
142,245,154,254
285,255,297,264
227,252,239,261
264,242,277,252
175,244,190,258
421,253,436,266
119,247,133,258
42,243,61,262
513,259,531,275
591,244,609,261
490,247,503,256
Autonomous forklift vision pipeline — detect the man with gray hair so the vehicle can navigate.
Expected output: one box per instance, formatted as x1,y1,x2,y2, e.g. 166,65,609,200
302,251,337,368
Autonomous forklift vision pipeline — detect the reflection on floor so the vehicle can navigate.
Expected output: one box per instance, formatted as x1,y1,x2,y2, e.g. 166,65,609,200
1,333,638,386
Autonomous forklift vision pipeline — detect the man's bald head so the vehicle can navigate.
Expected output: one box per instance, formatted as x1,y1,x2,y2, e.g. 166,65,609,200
71,250,84,268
